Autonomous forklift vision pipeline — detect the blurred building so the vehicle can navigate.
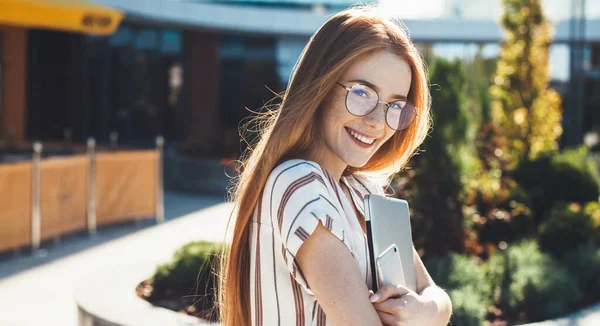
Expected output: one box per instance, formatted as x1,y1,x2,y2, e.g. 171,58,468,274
0,0,123,146
1,0,364,159
1,0,598,161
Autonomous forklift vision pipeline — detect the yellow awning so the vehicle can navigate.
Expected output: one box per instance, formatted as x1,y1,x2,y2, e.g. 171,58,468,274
0,0,124,35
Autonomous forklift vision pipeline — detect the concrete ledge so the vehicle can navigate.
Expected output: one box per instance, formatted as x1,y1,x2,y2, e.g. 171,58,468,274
74,262,219,326
517,302,600,326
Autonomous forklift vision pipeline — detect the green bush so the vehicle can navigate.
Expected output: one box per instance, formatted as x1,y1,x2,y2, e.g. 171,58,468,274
486,240,580,322
553,146,600,182
150,241,223,321
425,254,491,325
562,244,600,302
420,241,586,324
448,285,488,326
538,202,596,258
512,147,600,225
504,186,536,240
477,185,535,246
585,202,600,245
584,201,600,229
520,266,580,321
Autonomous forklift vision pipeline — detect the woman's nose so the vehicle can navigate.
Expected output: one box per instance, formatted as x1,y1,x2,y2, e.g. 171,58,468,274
363,102,387,128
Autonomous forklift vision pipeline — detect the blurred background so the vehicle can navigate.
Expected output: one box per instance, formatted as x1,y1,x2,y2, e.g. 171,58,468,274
0,0,599,325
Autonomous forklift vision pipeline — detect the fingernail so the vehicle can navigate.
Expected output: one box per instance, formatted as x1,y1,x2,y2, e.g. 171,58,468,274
369,293,380,302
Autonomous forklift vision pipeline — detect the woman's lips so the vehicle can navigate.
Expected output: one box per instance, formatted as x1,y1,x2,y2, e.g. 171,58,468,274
345,127,376,148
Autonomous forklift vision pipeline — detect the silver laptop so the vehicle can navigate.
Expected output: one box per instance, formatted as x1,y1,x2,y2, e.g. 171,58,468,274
365,194,416,292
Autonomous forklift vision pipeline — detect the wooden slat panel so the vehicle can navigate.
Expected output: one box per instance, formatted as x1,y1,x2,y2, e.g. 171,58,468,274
39,155,88,240
0,161,32,252
96,151,157,225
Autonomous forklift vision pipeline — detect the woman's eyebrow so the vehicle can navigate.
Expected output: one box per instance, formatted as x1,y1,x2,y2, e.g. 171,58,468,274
347,78,408,101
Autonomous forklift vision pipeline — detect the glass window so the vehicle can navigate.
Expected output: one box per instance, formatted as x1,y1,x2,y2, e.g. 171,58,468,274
80,24,185,147
550,44,570,82
161,30,181,54
592,43,600,68
109,27,133,46
135,29,160,50
219,35,280,143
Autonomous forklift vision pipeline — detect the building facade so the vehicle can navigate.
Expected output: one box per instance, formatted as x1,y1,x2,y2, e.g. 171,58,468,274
1,0,599,160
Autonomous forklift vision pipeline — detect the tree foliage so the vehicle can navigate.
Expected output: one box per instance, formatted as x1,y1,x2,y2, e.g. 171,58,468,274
490,0,563,165
399,58,473,258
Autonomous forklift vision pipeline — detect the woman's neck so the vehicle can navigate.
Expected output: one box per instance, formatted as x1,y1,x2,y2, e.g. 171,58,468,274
305,148,347,181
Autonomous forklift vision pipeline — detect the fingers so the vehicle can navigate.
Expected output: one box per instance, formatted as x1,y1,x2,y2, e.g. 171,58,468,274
372,297,409,315
376,310,406,326
370,284,413,303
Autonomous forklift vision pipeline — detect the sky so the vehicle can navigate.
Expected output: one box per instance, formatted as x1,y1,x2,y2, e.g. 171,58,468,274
378,0,446,19
378,0,600,21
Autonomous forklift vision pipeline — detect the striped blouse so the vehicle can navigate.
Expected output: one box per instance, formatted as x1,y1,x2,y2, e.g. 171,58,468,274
249,159,385,326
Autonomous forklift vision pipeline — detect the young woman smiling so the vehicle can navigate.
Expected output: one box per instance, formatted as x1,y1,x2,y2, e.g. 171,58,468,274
219,4,453,326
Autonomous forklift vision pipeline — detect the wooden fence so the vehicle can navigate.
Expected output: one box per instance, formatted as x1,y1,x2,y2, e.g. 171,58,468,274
96,151,157,225
40,155,88,240
0,161,32,252
0,137,164,254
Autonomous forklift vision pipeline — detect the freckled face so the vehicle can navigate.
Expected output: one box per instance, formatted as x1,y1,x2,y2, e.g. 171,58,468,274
317,51,412,168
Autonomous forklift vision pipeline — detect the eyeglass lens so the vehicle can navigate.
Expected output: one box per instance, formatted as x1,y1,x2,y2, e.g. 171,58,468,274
345,84,416,131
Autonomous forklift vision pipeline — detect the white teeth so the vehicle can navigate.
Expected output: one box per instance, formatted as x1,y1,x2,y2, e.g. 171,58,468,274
348,129,375,145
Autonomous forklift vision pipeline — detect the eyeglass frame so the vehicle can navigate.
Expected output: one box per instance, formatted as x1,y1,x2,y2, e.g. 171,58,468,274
335,81,418,131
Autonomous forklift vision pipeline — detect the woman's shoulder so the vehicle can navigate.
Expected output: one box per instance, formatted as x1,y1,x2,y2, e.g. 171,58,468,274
266,159,327,186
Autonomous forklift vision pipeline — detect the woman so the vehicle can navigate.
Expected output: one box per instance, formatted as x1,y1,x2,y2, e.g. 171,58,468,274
220,4,452,326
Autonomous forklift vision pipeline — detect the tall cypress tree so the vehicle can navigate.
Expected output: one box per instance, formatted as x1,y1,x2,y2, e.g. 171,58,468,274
490,0,563,166
406,58,471,258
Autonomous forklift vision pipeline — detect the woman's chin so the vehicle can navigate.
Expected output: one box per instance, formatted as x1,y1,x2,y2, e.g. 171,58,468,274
342,155,371,169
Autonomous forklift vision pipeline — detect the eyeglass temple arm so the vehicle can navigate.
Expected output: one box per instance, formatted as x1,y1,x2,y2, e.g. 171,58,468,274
335,81,352,91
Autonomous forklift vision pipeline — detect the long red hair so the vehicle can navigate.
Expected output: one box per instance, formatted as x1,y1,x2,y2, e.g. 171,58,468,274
219,4,431,325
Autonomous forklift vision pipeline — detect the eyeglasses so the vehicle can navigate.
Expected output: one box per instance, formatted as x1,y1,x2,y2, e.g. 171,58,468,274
336,82,418,131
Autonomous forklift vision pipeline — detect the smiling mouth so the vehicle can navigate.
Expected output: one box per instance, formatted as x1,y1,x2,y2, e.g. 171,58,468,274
345,127,377,146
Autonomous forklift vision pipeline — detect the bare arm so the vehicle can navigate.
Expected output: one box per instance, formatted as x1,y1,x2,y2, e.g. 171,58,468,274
413,246,436,292
413,246,453,325
296,223,382,326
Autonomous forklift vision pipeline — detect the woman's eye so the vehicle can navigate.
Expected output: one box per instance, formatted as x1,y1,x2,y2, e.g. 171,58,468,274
352,89,369,98
390,102,403,110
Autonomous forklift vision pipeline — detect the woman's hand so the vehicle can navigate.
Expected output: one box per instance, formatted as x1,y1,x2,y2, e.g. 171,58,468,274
369,284,438,326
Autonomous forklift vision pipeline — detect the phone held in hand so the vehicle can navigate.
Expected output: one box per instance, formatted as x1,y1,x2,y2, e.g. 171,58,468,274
375,244,406,289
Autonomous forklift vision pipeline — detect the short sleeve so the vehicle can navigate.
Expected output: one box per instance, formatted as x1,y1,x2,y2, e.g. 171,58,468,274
266,160,352,293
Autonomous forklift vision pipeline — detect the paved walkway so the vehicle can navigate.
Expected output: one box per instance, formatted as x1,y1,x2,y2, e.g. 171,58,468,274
0,191,233,326
519,302,600,326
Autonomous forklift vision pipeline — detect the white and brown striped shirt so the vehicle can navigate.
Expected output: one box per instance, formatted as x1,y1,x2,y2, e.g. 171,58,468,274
249,159,385,326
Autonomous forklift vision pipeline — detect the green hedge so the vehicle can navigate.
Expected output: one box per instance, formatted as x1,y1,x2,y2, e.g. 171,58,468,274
149,241,223,321
538,202,597,258
425,254,491,325
562,244,600,303
512,146,600,226
486,240,580,322
427,241,584,325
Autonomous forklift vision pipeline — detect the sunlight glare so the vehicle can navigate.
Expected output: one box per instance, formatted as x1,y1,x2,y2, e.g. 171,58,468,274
378,0,446,19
